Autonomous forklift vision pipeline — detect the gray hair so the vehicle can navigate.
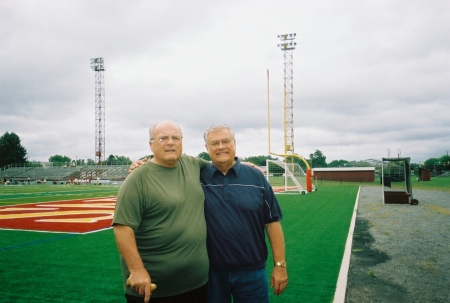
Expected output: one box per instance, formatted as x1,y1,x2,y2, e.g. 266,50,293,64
203,124,235,143
149,121,183,141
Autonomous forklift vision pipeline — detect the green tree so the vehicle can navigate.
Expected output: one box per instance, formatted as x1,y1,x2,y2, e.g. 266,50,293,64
346,160,373,167
197,152,211,161
0,132,28,167
241,155,279,166
49,155,72,165
423,154,450,174
328,159,349,167
440,154,450,171
116,155,132,165
76,159,85,166
103,155,132,165
309,150,327,168
424,158,438,166
105,155,116,165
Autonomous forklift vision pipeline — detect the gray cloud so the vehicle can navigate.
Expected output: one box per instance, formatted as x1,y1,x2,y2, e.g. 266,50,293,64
1,0,449,165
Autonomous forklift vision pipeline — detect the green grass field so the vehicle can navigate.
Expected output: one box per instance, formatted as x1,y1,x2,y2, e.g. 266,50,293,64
407,175,450,191
0,180,412,302
315,175,450,192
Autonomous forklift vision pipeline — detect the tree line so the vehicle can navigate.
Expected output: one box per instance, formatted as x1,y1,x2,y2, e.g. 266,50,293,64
1,132,448,172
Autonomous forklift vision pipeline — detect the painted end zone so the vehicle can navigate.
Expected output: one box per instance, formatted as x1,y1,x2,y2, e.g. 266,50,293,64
0,197,117,234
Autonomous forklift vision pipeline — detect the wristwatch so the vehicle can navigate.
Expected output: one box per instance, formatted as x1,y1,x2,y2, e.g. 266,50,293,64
274,261,286,268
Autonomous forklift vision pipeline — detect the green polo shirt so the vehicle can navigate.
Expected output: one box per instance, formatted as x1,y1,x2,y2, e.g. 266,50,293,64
113,154,209,297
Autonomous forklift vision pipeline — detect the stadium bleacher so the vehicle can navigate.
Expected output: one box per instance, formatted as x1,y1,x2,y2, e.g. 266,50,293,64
0,163,130,183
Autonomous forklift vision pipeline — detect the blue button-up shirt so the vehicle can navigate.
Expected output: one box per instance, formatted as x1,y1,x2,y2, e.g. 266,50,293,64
201,158,283,270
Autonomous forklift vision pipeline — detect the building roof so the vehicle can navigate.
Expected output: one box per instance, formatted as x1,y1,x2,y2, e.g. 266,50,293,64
313,167,375,172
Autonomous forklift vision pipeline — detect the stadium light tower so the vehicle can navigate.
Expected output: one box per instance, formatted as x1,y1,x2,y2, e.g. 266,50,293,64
90,57,105,165
277,33,296,155
268,33,313,193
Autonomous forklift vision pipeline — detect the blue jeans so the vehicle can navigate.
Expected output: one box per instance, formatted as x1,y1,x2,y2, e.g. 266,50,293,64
207,268,269,303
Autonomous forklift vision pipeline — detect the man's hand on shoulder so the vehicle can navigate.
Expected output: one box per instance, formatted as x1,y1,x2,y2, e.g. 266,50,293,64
242,161,265,174
128,158,149,173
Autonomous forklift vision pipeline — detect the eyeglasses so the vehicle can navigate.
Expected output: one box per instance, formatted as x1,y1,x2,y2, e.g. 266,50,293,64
207,138,234,148
151,135,183,143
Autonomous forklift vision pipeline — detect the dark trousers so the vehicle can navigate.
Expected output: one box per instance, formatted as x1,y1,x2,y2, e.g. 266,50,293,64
125,283,207,303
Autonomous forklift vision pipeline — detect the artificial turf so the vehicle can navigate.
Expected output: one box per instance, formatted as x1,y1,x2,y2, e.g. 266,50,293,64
0,229,122,303
268,185,359,303
0,184,359,302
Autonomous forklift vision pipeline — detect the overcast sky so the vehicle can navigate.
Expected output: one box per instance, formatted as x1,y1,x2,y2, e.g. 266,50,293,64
1,0,449,165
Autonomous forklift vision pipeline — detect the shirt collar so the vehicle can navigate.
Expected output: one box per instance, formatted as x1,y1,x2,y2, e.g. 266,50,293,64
207,157,241,177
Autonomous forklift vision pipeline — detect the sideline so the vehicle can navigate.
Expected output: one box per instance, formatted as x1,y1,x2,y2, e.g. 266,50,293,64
333,186,360,303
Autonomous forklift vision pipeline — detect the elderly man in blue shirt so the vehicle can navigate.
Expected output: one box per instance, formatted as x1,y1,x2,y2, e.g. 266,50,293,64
201,124,287,303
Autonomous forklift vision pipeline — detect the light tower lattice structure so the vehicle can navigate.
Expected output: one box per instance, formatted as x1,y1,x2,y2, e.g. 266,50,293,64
277,33,296,155
267,33,313,192
90,57,105,165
